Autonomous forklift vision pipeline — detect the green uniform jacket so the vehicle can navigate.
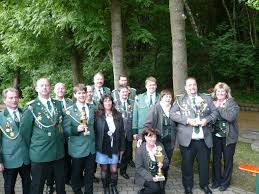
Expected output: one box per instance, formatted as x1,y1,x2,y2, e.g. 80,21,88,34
0,108,30,168
92,86,111,105
112,87,137,101
132,92,160,134
63,104,96,158
20,98,65,163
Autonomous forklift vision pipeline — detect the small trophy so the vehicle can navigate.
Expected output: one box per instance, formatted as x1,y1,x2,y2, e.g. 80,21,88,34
154,146,165,181
80,110,90,136
195,97,205,121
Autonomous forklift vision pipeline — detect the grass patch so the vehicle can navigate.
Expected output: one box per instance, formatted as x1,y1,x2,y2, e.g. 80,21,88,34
171,142,258,192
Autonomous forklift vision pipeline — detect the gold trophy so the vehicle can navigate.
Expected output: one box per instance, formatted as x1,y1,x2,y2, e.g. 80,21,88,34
80,110,90,136
154,146,165,181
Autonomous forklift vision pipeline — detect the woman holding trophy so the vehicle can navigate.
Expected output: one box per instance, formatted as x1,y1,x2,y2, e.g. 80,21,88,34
94,94,125,194
211,82,239,191
135,127,169,194
143,89,176,180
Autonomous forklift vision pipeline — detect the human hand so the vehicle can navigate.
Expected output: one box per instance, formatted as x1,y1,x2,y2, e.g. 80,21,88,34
133,134,138,140
0,163,4,172
187,118,198,126
136,139,143,148
200,118,208,127
153,176,158,182
157,162,163,169
77,124,87,132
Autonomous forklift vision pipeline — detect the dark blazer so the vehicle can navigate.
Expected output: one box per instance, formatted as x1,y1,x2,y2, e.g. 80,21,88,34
142,102,177,149
170,93,218,148
94,114,125,154
135,142,169,186
215,98,239,145
114,98,134,141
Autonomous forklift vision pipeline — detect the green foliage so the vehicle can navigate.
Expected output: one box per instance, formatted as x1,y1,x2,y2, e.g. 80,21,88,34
246,0,259,10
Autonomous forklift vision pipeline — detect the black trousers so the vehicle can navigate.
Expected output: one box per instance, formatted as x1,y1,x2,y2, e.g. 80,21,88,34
3,164,31,194
120,138,133,173
31,158,66,194
161,139,174,181
64,140,72,184
212,136,236,187
46,141,71,187
71,154,95,194
180,139,210,190
140,181,165,194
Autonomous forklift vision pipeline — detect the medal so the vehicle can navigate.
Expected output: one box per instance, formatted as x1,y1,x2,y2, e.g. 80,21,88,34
6,128,10,133
10,132,14,137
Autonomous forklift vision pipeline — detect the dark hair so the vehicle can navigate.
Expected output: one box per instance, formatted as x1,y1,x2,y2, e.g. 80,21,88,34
160,89,173,100
96,94,121,119
142,127,157,142
73,83,87,93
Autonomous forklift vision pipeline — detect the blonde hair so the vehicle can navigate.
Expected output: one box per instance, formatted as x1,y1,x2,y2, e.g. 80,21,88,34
211,82,232,100
145,76,157,85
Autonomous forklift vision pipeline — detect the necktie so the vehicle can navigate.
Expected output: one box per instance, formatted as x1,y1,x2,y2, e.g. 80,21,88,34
192,97,200,134
61,101,64,109
82,106,86,112
123,102,127,111
13,111,20,127
192,97,196,108
47,100,52,113
149,95,153,106
99,89,102,99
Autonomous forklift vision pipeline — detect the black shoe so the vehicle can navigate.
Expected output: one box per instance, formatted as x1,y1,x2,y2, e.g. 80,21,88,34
65,180,71,186
129,160,135,167
46,185,55,194
184,187,193,194
120,172,130,179
202,186,212,194
219,185,228,191
93,175,100,183
210,182,220,189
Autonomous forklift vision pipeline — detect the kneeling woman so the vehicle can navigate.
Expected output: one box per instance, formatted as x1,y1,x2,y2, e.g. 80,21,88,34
95,94,125,194
135,128,169,194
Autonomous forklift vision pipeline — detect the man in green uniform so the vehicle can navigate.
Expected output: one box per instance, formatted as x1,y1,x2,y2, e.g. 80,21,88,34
132,76,160,147
63,84,96,194
0,88,31,194
86,85,99,183
46,82,74,193
92,72,111,105
20,78,66,194
112,75,137,101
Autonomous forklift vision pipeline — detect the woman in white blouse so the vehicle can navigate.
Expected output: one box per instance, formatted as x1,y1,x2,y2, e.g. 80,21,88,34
94,94,125,194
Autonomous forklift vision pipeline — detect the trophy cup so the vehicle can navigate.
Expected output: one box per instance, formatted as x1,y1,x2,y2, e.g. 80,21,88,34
80,110,90,136
194,97,205,133
154,146,165,181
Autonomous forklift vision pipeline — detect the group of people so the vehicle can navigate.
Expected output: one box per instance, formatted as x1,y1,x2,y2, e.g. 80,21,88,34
0,73,239,194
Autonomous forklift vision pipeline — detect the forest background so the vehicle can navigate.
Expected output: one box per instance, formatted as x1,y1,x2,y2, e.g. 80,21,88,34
0,0,258,105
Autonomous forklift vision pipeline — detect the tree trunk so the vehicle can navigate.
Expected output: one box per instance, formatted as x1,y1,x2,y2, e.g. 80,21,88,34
13,68,21,97
70,46,83,86
169,0,188,96
111,0,125,89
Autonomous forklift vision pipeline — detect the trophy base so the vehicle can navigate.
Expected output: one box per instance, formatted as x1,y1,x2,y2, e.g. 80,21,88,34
155,175,165,181
83,131,90,136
